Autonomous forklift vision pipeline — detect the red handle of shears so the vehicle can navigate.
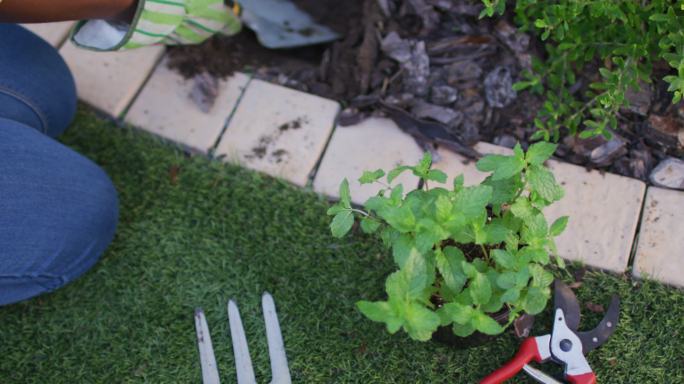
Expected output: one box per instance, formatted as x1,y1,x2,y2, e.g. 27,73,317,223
567,372,597,384
480,337,543,384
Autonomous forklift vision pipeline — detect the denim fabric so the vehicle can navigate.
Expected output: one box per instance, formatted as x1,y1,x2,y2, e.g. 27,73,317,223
0,25,119,305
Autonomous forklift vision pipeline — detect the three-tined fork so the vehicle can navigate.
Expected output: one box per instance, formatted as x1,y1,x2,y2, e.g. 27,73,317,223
194,293,292,384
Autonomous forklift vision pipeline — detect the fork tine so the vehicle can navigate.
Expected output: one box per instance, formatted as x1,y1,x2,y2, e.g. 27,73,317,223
194,308,221,384
227,300,257,384
262,293,291,384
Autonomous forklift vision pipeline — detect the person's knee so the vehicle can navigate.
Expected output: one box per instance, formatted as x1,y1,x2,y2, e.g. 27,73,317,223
0,122,118,305
0,24,77,137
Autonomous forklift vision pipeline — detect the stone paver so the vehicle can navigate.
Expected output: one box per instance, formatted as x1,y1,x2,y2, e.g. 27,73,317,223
432,143,645,273
22,22,74,47
60,42,164,116
125,58,250,153
633,187,684,287
313,118,424,205
215,79,340,187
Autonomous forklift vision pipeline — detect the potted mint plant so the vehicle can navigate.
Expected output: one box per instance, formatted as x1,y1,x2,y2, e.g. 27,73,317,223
328,142,567,344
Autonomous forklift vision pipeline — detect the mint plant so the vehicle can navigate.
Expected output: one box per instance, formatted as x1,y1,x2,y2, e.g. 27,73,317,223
328,143,567,341
481,0,684,141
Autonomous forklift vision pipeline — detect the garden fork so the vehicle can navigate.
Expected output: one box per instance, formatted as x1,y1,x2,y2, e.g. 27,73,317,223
194,293,292,384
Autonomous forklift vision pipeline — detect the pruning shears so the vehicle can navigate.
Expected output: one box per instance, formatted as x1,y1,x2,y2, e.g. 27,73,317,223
481,280,620,384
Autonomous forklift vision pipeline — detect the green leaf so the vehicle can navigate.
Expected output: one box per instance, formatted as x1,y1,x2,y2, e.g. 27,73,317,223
529,264,554,287
360,217,381,234
491,249,516,269
391,234,413,267
358,169,385,184
357,301,402,333
339,179,351,207
387,165,412,184
439,302,474,325
452,321,475,337
485,222,509,244
383,205,416,233
330,211,354,238
403,248,431,299
454,185,493,218
515,267,530,288
523,214,549,240
385,271,408,299
426,169,447,183
472,311,504,335
326,204,345,216
527,165,564,202
501,287,521,303
453,174,465,190
522,287,550,315
469,272,492,305
436,247,467,293
483,175,522,206
497,272,517,289
519,246,549,264
415,152,433,176
476,155,525,181
526,142,557,165
461,261,478,278
510,198,535,219
550,216,569,236
434,195,453,223
404,302,440,341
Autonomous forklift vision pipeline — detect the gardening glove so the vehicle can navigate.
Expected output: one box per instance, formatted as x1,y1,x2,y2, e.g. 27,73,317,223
70,0,241,51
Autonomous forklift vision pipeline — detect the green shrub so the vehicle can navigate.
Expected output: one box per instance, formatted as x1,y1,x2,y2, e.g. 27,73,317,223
482,0,684,140
327,143,567,341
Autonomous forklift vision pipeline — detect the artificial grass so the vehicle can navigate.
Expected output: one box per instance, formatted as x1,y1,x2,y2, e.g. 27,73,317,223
0,108,682,383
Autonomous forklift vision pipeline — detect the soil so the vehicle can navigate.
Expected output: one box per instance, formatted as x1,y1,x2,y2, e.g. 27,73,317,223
165,0,684,185
290,0,364,34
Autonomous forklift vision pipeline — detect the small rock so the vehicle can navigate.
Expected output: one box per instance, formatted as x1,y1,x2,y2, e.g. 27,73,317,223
484,66,517,108
381,32,431,96
430,84,459,105
590,137,628,166
629,148,654,180
650,157,684,190
402,41,431,96
493,134,517,149
338,108,366,127
457,119,480,145
493,20,531,69
623,81,652,116
383,92,415,108
447,61,482,84
380,32,412,63
411,100,463,125
646,114,683,150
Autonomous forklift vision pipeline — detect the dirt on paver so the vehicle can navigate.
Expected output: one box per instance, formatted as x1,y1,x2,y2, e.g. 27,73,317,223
166,0,684,186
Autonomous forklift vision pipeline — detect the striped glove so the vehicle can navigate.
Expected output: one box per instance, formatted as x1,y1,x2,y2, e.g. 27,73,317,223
71,0,242,51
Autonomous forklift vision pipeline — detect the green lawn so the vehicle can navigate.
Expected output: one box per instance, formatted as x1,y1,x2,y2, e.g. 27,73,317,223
0,108,682,383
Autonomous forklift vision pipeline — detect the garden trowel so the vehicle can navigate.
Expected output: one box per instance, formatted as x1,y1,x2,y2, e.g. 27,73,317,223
234,0,340,49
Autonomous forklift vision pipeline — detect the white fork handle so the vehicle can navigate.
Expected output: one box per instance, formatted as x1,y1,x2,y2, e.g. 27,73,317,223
262,293,292,384
194,309,221,384
228,300,257,384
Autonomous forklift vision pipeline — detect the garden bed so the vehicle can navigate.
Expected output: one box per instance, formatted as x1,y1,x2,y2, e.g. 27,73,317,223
167,0,684,188
0,108,681,383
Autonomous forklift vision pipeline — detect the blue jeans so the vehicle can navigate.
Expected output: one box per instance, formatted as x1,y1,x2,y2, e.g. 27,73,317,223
0,24,119,306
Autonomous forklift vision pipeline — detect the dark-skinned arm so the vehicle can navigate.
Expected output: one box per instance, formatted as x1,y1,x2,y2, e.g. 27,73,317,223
0,0,138,23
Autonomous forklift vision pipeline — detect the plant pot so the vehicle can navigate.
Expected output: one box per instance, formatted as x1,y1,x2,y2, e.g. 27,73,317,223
431,308,511,349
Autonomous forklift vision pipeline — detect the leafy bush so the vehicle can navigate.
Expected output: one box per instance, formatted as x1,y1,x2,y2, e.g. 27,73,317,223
482,0,684,140
327,143,567,341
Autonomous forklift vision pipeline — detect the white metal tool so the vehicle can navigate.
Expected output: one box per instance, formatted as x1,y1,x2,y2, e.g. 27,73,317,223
194,293,292,384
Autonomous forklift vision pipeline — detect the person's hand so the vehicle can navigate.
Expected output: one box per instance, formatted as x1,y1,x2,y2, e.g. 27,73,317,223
0,0,138,23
